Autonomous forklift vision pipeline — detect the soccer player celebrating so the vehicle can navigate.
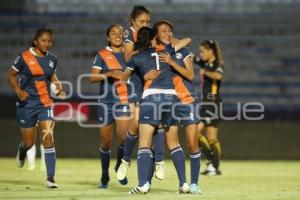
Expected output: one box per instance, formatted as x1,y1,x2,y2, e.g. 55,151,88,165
89,24,130,188
158,20,202,194
7,28,64,188
118,5,167,182
122,26,191,194
194,40,224,176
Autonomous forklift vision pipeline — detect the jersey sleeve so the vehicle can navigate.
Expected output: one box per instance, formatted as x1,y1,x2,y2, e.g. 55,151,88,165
207,63,224,74
11,55,24,72
123,29,134,44
181,48,191,61
165,44,176,55
92,54,103,70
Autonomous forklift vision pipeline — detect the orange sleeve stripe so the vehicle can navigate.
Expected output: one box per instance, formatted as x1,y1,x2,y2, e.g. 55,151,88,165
22,50,45,76
98,49,122,70
34,81,52,107
172,76,195,104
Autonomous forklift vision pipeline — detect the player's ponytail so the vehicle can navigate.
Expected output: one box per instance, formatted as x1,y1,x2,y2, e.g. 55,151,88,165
135,26,155,51
201,40,224,67
31,28,53,47
127,5,151,26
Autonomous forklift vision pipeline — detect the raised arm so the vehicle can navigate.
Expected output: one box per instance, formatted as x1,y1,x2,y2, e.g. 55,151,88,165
171,37,192,52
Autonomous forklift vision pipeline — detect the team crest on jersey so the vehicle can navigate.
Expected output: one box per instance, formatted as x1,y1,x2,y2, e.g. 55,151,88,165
175,53,183,59
124,30,129,38
49,60,54,68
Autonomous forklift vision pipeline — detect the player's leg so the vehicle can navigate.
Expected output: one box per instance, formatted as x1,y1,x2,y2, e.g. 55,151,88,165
38,120,57,188
165,125,189,193
26,125,37,170
152,125,166,180
206,125,221,174
198,122,213,161
17,127,36,168
117,103,138,181
185,124,202,194
99,124,113,188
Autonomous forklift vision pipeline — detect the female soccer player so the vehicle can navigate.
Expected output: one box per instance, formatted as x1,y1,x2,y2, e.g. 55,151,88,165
122,26,191,194
118,5,167,182
89,24,131,188
158,20,202,194
194,40,224,176
7,28,63,188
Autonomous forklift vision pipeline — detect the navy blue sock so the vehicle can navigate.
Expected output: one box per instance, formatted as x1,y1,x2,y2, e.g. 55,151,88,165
100,148,111,178
170,146,186,187
123,132,138,162
190,151,201,184
44,147,56,178
147,151,155,184
137,148,152,187
19,143,29,160
115,143,124,172
153,128,165,162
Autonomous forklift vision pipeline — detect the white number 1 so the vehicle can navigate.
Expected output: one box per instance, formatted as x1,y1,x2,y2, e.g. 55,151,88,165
151,52,160,70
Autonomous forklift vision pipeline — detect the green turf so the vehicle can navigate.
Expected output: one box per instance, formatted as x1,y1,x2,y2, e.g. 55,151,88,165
0,158,299,200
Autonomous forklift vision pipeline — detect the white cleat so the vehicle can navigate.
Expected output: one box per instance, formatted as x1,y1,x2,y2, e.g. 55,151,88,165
117,159,130,181
46,180,58,189
178,183,190,194
129,182,150,194
154,161,166,180
189,183,202,194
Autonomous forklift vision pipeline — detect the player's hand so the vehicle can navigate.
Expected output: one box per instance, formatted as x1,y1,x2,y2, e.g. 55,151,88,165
16,88,29,101
159,53,174,65
108,70,124,80
144,70,160,81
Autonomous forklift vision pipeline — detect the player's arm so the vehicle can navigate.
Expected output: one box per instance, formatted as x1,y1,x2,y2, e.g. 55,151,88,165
50,73,65,96
171,37,192,52
143,70,161,81
159,54,194,81
7,68,29,101
124,42,139,62
121,68,133,81
203,66,223,80
89,68,124,83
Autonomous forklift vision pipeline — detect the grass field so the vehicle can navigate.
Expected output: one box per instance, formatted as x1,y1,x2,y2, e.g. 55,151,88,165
0,158,299,200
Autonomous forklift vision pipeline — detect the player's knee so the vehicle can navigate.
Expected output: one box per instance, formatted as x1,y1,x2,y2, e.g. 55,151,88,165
100,139,111,150
186,141,199,154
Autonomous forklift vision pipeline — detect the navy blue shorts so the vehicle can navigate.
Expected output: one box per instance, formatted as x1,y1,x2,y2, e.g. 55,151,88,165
97,102,131,126
172,100,200,127
16,106,53,128
139,93,176,127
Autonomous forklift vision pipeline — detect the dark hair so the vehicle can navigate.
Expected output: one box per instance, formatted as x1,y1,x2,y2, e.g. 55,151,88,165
129,5,151,25
134,26,155,51
153,20,174,35
31,28,53,47
106,24,123,46
200,40,224,67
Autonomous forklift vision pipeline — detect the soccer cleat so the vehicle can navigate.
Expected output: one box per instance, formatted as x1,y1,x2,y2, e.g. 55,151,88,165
99,175,110,189
46,178,58,188
178,183,190,194
118,177,128,185
117,159,130,181
16,144,26,168
128,182,151,194
154,161,166,180
189,183,202,194
201,163,219,176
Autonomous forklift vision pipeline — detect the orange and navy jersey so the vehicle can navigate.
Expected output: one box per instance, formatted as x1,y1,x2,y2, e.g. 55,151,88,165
12,47,57,108
127,44,177,98
92,46,129,103
123,26,143,102
197,59,224,101
123,26,138,45
171,48,196,104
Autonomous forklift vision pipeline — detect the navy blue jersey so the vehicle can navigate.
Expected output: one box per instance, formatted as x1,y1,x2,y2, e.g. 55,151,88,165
171,48,196,104
127,44,176,97
92,46,129,103
12,47,57,108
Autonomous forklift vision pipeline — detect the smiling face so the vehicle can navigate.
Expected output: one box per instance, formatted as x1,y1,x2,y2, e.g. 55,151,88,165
108,25,123,48
156,23,173,45
34,32,52,53
131,12,151,31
